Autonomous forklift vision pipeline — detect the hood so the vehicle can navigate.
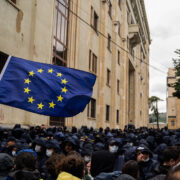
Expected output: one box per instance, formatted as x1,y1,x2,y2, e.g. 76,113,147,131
90,150,116,177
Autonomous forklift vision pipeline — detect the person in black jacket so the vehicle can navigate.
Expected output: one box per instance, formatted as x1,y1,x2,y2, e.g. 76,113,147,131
136,145,159,180
0,153,14,180
7,151,40,180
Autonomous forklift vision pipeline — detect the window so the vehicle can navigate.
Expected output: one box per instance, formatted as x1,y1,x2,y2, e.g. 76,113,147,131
116,110,119,124
114,22,121,37
51,0,69,126
118,0,121,9
91,6,99,32
53,0,69,67
107,34,111,51
107,69,111,86
89,50,97,74
106,105,110,121
171,120,175,126
87,98,96,118
117,79,120,94
118,50,120,65
108,2,112,18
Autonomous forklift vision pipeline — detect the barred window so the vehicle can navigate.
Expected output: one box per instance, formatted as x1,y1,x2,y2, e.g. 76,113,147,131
51,0,69,126
53,0,69,67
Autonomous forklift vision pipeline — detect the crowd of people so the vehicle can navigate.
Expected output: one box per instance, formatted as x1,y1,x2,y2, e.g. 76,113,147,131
0,124,180,180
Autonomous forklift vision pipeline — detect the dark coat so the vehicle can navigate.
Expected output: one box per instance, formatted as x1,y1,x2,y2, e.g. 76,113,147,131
7,169,40,180
138,159,159,180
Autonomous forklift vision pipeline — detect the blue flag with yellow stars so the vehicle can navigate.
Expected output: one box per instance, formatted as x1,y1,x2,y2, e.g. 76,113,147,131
0,56,96,117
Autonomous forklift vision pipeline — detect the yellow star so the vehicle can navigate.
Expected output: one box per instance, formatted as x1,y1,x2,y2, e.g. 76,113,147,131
37,68,43,73
57,73,62,77
29,71,35,76
28,96,35,104
24,87,31,94
57,95,63,102
61,78,68,84
48,69,53,73
61,87,68,93
24,78,31,84
49,101,56,108
37,102,44,109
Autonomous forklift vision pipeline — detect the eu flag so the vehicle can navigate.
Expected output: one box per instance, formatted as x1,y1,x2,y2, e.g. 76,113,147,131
0,55,96,117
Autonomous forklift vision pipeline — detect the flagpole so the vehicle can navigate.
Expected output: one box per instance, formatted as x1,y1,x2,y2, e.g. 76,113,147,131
0,56,11,81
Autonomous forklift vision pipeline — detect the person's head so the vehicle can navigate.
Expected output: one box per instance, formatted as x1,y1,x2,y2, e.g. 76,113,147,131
166,165,180,180
6,137,16,147
15,152,37,171
45,140,60,157
0,153,14,173
64,141,75,154
108,139,119,153
59,153,85,179
163,146,180,168
122,160,139,179
90,150,116,177
46,154,65,178
136,146,151,162
33,138,46,154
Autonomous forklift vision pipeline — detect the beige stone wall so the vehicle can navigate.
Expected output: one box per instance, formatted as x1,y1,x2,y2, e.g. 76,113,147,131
67,0,150,129
167,68,180,129
0,0,54,126
0,0,150,129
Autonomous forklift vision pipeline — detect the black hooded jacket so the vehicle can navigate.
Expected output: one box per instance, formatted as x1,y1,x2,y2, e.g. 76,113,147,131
90,150,116,177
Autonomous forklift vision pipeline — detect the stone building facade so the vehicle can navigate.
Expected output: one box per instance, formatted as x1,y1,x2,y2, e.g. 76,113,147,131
167,68,180,129
0,0,150,129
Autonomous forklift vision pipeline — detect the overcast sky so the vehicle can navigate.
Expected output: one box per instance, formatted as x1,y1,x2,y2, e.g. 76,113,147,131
144,0,180,112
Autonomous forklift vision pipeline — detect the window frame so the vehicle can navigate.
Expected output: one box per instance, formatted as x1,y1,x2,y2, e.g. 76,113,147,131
91,6,99,32
107,34,111,52
89,50,97,74
87,98,96,118
118,50,120,65
116,109,119,124
107,68,111,86
108,2,112,19
106,105,110,121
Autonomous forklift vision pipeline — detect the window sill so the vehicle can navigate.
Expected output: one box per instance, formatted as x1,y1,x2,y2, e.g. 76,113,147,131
88,117,96,121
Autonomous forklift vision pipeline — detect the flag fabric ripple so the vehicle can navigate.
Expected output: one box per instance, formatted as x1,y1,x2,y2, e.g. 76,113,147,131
0,56,96,117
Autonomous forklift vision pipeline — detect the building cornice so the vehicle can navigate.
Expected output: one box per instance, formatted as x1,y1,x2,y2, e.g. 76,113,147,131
140,0,151,44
